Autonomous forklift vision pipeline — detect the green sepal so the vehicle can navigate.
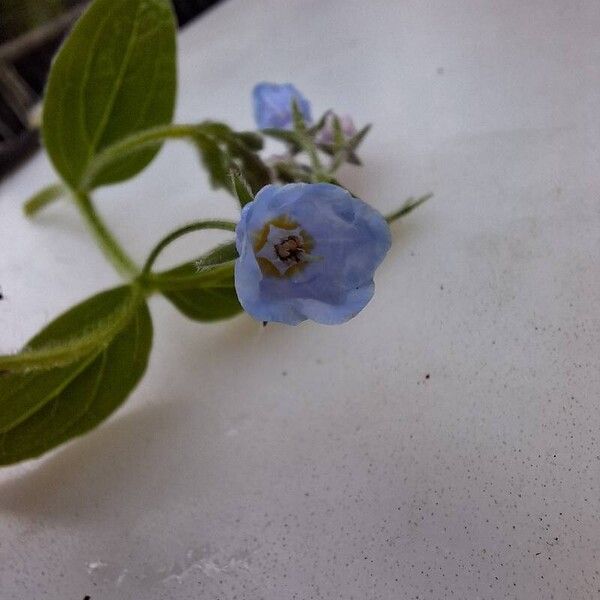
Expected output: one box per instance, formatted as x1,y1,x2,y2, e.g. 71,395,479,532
193,123,271,197
230,169,255,207
261,128,301,151
307,110,332,136
386,193,433,224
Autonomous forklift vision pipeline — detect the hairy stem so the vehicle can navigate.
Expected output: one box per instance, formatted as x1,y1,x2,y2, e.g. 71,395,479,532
72,191,139,277
141,220,237,276
0,285,143,373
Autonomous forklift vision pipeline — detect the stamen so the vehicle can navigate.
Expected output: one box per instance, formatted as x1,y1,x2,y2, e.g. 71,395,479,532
274,235,304,262
253,216,315,278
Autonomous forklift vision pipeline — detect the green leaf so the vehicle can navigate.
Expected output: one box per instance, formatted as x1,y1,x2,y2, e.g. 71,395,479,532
42,0,177,190
192,241,239,267
160,242,243,322
0,356,97,432
0,285,142,374
236,131,264,151
0,286,153,465
194,133,230,190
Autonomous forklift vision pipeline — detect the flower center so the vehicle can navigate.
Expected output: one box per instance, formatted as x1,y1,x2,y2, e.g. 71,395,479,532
252,216,314,278
274,235,304,262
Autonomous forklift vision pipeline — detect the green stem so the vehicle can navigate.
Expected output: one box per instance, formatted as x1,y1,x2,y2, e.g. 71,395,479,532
82,123,205,190
0,285,143,373
141,219,237,276
290,99,327,182
386,193,433,224
23,183,66,216
72,191,140,277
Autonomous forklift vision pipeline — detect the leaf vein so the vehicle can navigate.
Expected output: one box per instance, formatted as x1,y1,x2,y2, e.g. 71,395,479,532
86,0,143,162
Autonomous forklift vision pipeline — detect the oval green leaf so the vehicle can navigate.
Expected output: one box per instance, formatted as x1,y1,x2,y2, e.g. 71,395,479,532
0,287,153,465
42,0,177,190
161,242,243,322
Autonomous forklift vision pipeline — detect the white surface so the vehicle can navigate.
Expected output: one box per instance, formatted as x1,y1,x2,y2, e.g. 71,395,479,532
1,0,600,598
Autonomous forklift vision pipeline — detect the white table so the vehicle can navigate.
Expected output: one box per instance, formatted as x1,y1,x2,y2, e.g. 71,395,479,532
1,1,599,598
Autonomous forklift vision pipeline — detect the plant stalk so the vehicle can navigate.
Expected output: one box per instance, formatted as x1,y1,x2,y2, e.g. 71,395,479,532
72,191,139,277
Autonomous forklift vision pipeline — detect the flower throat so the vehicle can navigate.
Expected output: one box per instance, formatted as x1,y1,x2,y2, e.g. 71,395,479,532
252,216,314,278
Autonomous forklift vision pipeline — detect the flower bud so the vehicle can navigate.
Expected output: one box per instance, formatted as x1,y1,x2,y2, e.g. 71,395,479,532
252,82,312,130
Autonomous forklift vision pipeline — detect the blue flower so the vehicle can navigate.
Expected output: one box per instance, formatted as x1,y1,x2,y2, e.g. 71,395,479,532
252,82,312,130
234,183,391,325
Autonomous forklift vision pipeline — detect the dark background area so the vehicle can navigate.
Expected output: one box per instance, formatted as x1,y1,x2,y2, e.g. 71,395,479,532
0,0,223,179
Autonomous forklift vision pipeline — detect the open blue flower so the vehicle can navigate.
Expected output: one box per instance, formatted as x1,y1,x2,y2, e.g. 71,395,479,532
234,183,391,325
252,82,312,130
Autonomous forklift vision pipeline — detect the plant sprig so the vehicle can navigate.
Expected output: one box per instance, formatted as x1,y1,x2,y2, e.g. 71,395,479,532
1,0,431,466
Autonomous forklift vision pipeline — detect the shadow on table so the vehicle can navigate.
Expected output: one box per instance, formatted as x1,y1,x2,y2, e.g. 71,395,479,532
0,399,194,524
0,313,268,525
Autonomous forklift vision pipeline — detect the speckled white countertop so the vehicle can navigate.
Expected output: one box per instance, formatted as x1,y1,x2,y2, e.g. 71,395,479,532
1,1,599,598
